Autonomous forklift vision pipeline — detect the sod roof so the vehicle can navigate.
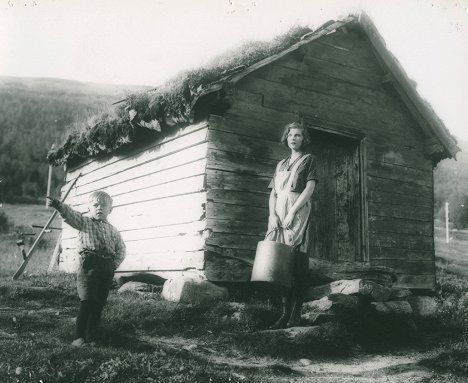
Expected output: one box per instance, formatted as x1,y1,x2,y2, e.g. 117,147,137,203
47,25,315,166
47,13,458,166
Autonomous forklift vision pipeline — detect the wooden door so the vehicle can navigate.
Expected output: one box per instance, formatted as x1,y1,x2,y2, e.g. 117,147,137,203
307,129,362,262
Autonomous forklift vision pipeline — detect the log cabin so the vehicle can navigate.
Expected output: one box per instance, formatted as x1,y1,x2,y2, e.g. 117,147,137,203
49,13,459,291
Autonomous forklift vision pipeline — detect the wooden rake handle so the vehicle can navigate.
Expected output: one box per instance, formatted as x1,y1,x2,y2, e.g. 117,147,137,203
12,173,82,280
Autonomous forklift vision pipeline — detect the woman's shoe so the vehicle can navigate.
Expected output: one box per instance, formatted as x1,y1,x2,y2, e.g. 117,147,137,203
286,298,303,328
268,312,289,330
268,295,291,330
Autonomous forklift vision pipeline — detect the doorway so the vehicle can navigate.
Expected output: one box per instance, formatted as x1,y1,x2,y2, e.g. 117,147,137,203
307,128,365,262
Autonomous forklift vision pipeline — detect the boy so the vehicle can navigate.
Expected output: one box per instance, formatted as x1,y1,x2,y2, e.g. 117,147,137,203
47,191,126,347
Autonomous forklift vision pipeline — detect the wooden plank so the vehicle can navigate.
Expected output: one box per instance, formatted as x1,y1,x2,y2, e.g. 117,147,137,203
121,221,206,241
319,29,377,58
74,153,207,198
369,232,433,251
367,160,432,187
207,189,269,208
369,216,433,236
261,92,418,144
366,144,431,171
206,201,268,222
62,233,205,254
206,219,266,236
275,52,382,90
367,176,432,197
207,129,285,162
208,115,285,142
206,149,277,178
240,76,409,130
206,169,271,193
111,192,206,226
63,220,206,242
66,121,208,175
60,193,206,240
224,100,298,129
206,232,261,251
365,126,425,152
369,203,433,222
258,63,390,108
369,246,433,261
371,259,434,275
65,128,208,188
119,251,205,271
70,174,206,209
301,39,383,73
60,248,205,272
368,190,432,208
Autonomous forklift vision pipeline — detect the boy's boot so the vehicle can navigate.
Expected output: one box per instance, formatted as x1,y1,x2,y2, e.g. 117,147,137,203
73,300,91,346
86,301,104,343
269,293,292,330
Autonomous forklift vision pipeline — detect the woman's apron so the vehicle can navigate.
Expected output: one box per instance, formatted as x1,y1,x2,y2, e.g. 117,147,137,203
265,154,311,250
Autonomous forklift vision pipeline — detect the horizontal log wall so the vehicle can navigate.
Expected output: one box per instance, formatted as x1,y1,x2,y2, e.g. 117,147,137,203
203,115,288,281
208,28,434,288
59,122,209,275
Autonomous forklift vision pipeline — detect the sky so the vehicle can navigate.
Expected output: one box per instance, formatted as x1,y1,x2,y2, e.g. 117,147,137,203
0,0,467,143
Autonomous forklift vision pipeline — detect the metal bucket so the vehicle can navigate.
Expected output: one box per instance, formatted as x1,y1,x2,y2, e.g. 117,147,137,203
250,240,295,289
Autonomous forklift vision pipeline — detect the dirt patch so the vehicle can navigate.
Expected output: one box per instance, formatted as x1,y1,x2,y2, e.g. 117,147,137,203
137,332,449,383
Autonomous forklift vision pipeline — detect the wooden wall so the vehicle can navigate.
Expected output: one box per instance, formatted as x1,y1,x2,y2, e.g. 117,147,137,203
59,122,209,277
205,27,435,289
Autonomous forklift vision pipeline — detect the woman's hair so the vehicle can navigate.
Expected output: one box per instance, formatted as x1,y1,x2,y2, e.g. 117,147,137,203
280,122,311,149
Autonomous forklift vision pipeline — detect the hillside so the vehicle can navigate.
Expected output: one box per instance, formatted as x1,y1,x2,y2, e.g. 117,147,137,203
434,138,468,227
0,76,150,203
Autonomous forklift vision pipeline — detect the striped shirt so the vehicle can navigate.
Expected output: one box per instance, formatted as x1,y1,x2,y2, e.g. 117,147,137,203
57,202,126,269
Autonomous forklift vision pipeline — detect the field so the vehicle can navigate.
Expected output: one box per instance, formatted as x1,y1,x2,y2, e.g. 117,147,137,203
1,204,468,383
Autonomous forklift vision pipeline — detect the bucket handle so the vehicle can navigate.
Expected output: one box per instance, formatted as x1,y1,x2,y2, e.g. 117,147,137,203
265,226,295,240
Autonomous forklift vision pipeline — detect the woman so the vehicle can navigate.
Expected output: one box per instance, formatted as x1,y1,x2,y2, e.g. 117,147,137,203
266,121,318,329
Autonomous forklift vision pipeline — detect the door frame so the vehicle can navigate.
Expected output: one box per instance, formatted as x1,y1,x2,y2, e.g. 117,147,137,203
306,121,369,263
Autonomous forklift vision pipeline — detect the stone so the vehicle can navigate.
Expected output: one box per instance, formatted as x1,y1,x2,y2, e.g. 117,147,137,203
303,296,333,312
407,296,437,317
305,279,392,302
161,276,229,305
299,358,312,366
328,293,361,309
117,281,156,294
390,288,413,300
370,300,413,316
182,344,198,351
301,311,336,325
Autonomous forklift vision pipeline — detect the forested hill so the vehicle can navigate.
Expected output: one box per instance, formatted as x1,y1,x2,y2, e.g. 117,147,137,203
0,76,150,203
434,139,468,228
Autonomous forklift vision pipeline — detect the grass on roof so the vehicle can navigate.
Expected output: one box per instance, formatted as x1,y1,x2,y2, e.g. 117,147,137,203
47,25,312,166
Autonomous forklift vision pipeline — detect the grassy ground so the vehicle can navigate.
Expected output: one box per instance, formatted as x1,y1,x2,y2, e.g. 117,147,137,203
1,204,468,382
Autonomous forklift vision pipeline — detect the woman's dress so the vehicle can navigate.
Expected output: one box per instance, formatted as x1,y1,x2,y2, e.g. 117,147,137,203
265,153,318,251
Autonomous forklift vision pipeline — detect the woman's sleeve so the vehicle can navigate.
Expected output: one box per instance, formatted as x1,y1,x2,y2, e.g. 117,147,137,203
306,155,319,183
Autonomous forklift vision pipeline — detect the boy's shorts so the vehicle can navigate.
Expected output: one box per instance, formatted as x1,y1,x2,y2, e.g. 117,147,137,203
77,254,115,304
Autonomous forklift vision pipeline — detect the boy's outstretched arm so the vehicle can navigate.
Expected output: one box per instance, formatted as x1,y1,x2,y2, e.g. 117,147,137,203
46,196,86,231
